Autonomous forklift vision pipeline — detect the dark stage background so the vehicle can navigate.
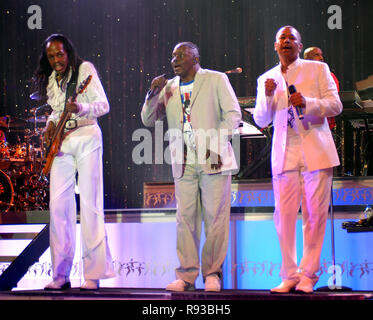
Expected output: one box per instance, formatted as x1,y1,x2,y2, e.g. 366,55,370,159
1,0,372,209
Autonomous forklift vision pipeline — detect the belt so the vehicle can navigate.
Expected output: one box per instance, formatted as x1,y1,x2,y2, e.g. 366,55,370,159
65,119,97,130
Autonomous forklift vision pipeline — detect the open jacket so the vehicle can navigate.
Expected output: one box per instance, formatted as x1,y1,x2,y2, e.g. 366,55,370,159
141,68,242,178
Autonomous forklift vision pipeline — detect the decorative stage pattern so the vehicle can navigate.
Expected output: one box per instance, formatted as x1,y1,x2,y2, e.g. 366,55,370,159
144,178,373,208
2,258,373,284
1,217,373,291
230,259,373,279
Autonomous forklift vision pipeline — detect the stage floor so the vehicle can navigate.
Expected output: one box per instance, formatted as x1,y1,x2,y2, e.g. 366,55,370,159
0,287,372,301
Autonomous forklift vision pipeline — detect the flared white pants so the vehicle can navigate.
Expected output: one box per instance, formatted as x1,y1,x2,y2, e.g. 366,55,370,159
272,135,333,282
49,125,114,280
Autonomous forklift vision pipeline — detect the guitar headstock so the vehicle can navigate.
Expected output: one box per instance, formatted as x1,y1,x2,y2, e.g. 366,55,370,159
77,75,92,94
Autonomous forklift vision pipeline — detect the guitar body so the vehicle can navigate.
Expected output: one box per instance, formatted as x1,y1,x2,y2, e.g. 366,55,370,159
41,75,92,175
41,111,72,175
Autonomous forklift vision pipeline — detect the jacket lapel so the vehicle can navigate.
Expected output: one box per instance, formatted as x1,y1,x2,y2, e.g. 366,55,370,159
168,76,184,125
272,65,290,112
189,68,205,110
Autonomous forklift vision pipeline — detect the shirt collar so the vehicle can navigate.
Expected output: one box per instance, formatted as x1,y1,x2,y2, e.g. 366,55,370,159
50,67,72,90
287,57,302,70
277,57,302,73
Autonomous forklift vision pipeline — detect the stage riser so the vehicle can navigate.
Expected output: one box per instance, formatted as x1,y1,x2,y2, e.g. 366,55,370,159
1,177,371,291
144,177,373,208
1,217,372,291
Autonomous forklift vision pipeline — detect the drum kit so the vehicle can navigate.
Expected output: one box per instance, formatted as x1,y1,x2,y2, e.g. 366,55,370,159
0,94,51,213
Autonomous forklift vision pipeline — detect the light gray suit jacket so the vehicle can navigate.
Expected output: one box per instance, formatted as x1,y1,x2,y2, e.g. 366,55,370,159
141,68,242,178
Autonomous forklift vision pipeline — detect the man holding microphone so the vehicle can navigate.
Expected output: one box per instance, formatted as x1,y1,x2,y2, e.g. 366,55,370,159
254,26,342,293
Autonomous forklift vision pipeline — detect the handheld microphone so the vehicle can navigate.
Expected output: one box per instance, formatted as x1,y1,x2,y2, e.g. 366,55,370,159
225,67,242,74
147,86,161,99
288,85,304,120
147,74,167,99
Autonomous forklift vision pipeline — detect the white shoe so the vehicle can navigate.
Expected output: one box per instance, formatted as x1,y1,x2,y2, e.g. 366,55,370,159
270,279,299,293
166,279,194,292
44,277,71,290
205,275,221,292
80,279,99,290
295,275,314,293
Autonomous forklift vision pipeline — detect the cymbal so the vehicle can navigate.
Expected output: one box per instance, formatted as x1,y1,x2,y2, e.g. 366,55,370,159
0,116,27,128
30,91,41,101
0,116,26,129
8,116,27,127
27,116,47,123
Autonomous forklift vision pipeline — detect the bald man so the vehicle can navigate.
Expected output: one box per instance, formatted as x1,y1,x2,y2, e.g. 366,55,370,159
304,47,339,129
304,47,339,91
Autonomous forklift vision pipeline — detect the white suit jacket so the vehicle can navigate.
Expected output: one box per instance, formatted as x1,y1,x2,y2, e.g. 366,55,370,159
141,68,242,178
254,58,343,175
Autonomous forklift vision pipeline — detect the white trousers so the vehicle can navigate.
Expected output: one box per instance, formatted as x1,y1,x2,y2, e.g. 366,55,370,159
49,126,114,281
174,163,231,284
273,166,333,282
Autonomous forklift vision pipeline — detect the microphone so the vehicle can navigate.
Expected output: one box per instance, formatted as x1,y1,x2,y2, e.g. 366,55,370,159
29,103,51,114
225,67,242,74
288,85,304,120
147,86,161,99
147,73,167,99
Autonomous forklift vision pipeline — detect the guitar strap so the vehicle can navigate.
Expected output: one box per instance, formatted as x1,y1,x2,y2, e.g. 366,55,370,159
61,69,79,139
64,69,79,110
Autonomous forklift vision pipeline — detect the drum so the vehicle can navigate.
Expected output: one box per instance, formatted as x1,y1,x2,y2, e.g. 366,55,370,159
0,141,10,158
0,141,11,170
11,143,27,159
0,169,14,212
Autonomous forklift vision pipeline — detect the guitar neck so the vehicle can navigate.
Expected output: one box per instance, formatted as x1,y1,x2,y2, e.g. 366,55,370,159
70,90,79,103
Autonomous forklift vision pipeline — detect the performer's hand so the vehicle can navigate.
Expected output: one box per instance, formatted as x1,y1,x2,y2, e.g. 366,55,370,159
65,97,81,113
289,91,306,109
265,78,277,96
44,122,56,146
206,149,223,170
148,74,167,98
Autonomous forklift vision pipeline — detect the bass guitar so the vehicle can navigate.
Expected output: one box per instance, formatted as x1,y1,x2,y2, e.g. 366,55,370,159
42,74,92,175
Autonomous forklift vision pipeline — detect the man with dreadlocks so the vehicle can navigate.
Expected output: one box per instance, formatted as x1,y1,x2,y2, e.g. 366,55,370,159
32,34,114,290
